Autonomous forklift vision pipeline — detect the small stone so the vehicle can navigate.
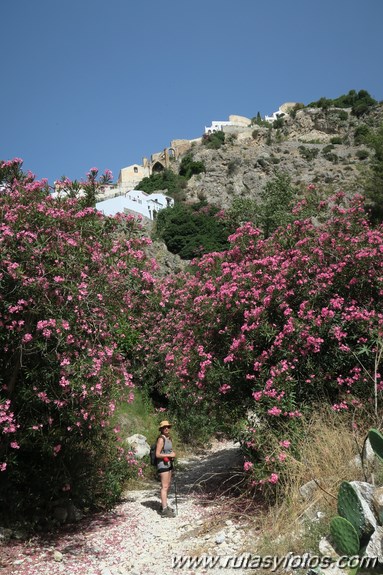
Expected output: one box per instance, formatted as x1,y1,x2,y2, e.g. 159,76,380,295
13,559,25,565
215,532,226,544
53,550,63,562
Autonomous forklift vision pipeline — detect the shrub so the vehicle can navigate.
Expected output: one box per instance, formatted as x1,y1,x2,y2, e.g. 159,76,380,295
135,169,186,202
323,152,339,163
138,191,383,490
299,146,319,161
354,125,370,146
202,131,225,149
272,117,284,130
337,110,349,121
0,160,154,524
155,201,233,259
330,137,343,145
179,154,206,179
356,149,369,160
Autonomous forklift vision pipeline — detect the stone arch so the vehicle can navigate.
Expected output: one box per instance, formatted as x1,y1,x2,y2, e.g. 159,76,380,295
151,161,165,173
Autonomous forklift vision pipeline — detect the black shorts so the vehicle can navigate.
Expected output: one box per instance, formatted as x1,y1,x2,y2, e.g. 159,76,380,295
157,464,173,474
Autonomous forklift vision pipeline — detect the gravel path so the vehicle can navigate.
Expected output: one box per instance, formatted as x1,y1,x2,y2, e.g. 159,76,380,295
0,440,258,575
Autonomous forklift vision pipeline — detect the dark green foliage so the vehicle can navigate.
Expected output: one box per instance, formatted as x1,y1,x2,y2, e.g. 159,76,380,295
224,196,259,229
323,152,339,163
0,429,132,527
179,154,206,179
135,169,187,202
356,149,369,160
258,172,298,238
354,125,371,145
307,90,377,116
251,113,269,127
362,124,383,224
155,201,232,259
323,144,335,154
299,146,319,161
337,110,349,121
272,117,284,130
330,136,343,145
202,131,225,149
308,96,332,110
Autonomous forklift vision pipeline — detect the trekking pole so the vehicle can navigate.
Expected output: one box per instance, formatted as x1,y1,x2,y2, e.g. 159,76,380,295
173,462,178,516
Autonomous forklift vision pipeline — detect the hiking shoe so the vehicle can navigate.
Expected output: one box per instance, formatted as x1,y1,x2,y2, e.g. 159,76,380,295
160,506,175,518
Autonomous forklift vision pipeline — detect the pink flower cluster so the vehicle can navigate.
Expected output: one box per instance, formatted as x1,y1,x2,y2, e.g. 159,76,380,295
138,192,383,485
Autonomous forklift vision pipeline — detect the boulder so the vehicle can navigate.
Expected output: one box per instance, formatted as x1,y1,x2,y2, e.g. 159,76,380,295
126,434,150,459
365,525,383,562
372,486,383,524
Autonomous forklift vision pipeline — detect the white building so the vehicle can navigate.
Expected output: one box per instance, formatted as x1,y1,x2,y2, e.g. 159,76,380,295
264,103,296,123
264,108,288,123
96,190,174,220
204,115,251,134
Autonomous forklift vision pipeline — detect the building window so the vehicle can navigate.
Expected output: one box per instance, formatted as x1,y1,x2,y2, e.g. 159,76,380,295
134,167,138,173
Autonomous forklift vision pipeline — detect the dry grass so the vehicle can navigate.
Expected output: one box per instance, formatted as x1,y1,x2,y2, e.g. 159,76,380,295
250,406,379,558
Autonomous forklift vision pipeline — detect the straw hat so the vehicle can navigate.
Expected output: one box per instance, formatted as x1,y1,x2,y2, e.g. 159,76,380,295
159,420,172,431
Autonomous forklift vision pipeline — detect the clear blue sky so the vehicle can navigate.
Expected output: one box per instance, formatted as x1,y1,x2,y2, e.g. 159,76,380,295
1,0,382,185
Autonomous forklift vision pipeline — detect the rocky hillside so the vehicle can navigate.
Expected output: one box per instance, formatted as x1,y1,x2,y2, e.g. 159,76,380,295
172,103,383,208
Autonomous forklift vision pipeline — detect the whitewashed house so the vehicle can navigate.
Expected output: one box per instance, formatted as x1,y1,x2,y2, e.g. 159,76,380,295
95,190,174,220
204,115,251,134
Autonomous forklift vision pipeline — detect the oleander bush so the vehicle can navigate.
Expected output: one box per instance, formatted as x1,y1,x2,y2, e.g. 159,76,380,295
137,188,383,490
0,160,156,523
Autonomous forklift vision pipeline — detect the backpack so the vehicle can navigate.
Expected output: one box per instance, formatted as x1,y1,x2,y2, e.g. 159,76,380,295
150,435,165,466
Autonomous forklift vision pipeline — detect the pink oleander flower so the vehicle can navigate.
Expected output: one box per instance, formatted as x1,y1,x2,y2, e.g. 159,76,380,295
269,473,279,484
279,440,291,448
244,461,254,472
0,463,6,472
267,406,282,416
219,383,231,394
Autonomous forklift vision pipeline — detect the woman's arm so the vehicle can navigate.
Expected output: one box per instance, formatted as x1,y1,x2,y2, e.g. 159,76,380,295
155,436,166,459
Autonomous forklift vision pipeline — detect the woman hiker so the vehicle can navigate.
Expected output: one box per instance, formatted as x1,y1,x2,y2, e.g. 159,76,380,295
156,420,176,518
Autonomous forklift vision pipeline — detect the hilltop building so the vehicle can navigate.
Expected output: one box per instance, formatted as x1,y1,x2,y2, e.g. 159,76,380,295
264,102,296,123
96,189,174,220
204,115,251,134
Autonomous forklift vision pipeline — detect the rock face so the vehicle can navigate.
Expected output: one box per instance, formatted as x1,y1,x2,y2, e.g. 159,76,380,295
171,103,383,210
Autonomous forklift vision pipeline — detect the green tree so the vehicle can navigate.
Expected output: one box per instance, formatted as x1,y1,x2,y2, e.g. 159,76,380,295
202,131,225,149
258,173,298,238
135,169,187,202
155,201,232,259
179,154,206,179
224,197,259,229
363,124,383,224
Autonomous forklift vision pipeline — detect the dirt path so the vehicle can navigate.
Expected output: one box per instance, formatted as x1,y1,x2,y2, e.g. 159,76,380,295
0,439,259,575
